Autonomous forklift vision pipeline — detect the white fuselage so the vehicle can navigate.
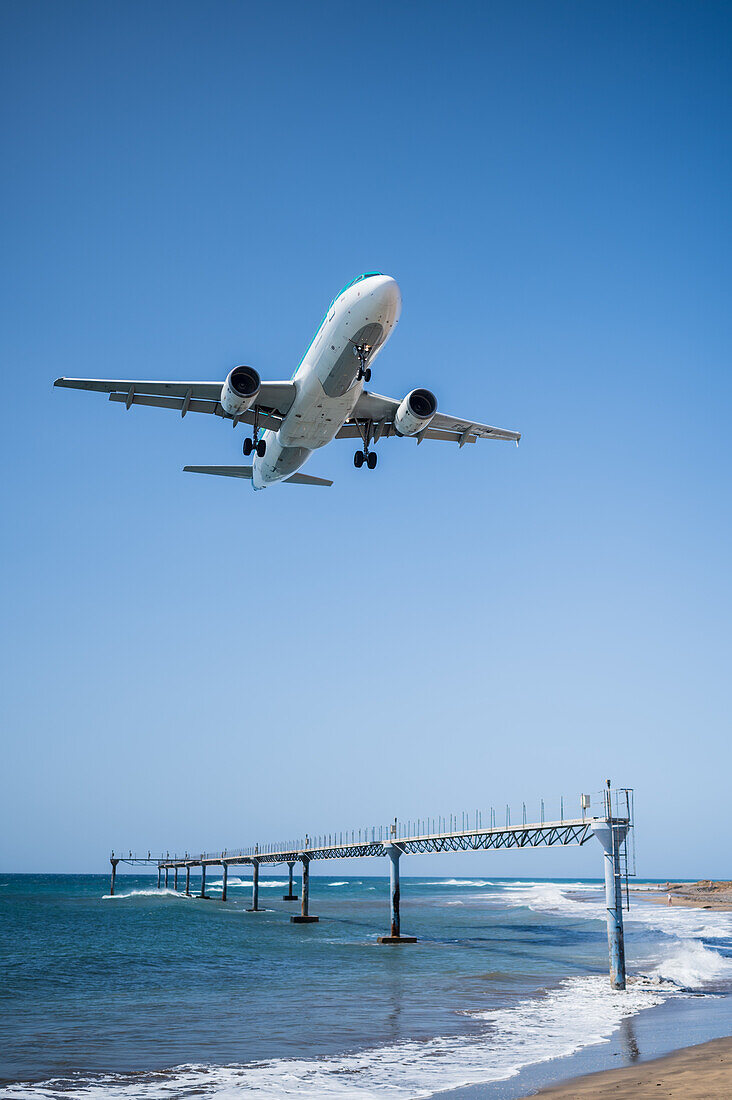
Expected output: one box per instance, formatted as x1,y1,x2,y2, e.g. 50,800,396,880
252,275,401,489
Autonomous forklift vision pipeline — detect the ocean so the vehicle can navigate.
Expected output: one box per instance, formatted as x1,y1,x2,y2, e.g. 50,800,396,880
2,873,732,1097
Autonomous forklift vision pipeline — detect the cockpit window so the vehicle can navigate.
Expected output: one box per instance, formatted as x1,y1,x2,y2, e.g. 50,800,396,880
340,272,383,293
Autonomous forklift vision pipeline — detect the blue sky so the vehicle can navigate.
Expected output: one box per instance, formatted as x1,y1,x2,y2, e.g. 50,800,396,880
2,1,730,877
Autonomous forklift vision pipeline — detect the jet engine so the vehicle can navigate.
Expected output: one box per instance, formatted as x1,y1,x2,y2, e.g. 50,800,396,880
393,388,437,436
221,366,261,417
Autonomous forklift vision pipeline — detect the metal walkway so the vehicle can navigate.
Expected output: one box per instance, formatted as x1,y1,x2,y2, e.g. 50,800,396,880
110,784,633,987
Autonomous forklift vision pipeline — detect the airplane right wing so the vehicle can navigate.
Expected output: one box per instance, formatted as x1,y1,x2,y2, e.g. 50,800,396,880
343,390,521,445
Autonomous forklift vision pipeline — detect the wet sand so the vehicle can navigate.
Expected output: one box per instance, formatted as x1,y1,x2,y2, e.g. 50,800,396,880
523,1035,732,1098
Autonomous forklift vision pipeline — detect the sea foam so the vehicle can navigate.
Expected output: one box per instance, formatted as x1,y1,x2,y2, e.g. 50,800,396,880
3,976,664,1099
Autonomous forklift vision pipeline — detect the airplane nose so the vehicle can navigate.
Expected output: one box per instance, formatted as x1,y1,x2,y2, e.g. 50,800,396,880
372,275,402,322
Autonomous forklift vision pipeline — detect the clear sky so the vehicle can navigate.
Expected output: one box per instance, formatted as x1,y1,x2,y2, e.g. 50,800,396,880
2,1,730,878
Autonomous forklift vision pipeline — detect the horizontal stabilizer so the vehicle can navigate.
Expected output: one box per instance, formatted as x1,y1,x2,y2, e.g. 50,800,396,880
183,465,333,487
183,465,253,478
283,472,333,486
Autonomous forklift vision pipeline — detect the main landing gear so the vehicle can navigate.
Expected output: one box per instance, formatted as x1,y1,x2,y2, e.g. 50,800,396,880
353,343,372,383
243,437,266,458
242,408,267,458
354,450,377,470
353,417,378,470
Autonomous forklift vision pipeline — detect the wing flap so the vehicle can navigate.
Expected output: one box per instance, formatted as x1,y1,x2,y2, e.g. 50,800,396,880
335,423,476,444
430,413,520,443
109,392,283,430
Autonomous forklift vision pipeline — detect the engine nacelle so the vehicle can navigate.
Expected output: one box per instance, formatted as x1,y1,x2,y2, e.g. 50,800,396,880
393,388,437,436
221,365,261,417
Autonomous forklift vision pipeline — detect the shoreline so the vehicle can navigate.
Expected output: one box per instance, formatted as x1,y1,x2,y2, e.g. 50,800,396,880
635,880,732,911
437,991,732,1100
524,1035,732,1098
438,886,732,1100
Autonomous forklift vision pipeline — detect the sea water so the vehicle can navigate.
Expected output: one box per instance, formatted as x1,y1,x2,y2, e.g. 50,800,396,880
2,874,732,1097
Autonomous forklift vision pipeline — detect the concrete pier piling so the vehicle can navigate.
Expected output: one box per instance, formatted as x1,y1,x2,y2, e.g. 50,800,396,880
157,866,161,889
109,858,119,896
174,866,178,891
291,855,318,923
247,860,261,911
164,866,169,889
185,864,191,896
222,862,228,902
593,817,627,989
378,845,417,944
199,863,206,899
283,861,298,900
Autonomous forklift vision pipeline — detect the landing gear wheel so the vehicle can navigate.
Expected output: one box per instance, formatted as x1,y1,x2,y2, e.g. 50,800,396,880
243,438,253,456
256,439,267,458
354,450,364,468
367,451,377,470
363,368,371,383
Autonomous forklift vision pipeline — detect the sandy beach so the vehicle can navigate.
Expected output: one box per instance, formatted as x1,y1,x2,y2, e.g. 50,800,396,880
638,881,732,910
522,1036,732,1098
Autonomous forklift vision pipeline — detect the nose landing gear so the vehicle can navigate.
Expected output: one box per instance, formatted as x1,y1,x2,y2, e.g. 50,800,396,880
353,343,372,383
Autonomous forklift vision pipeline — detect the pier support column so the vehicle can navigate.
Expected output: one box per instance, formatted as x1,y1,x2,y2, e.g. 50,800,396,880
593,821,627,989
109,858,119,896
174,866,178,891
199,863,207,899
291,855,318,923
247,860,261,911
378,845,417,944
157,865,161,889
185,864,191,896
283,861,298,901
164,866,169,889
222,862,228,902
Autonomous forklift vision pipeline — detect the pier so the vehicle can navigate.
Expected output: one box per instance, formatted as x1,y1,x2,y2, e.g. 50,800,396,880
111,784,633,988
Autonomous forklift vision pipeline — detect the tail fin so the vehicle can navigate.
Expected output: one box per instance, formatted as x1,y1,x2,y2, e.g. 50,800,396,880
183,465,333,487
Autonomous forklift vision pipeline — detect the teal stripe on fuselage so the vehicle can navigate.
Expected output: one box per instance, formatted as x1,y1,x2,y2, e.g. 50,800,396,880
291,273,383,380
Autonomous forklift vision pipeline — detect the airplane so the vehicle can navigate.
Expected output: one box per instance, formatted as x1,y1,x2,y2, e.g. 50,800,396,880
54,272,520,490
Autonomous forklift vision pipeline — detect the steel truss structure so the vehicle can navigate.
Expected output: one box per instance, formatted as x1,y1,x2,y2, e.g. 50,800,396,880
114,817,614,871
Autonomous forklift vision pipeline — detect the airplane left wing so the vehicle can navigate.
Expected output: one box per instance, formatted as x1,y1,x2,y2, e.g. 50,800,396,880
54,377,297,430
343,390,521,445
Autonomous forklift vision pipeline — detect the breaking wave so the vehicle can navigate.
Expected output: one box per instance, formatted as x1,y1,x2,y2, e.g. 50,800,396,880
102,889,191,901
3,976,664,1099
207,879,288,889
424,879,494,887
495,882,732,993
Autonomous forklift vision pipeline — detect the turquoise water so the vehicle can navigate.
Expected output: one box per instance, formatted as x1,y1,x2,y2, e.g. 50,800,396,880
2,874,732,1096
